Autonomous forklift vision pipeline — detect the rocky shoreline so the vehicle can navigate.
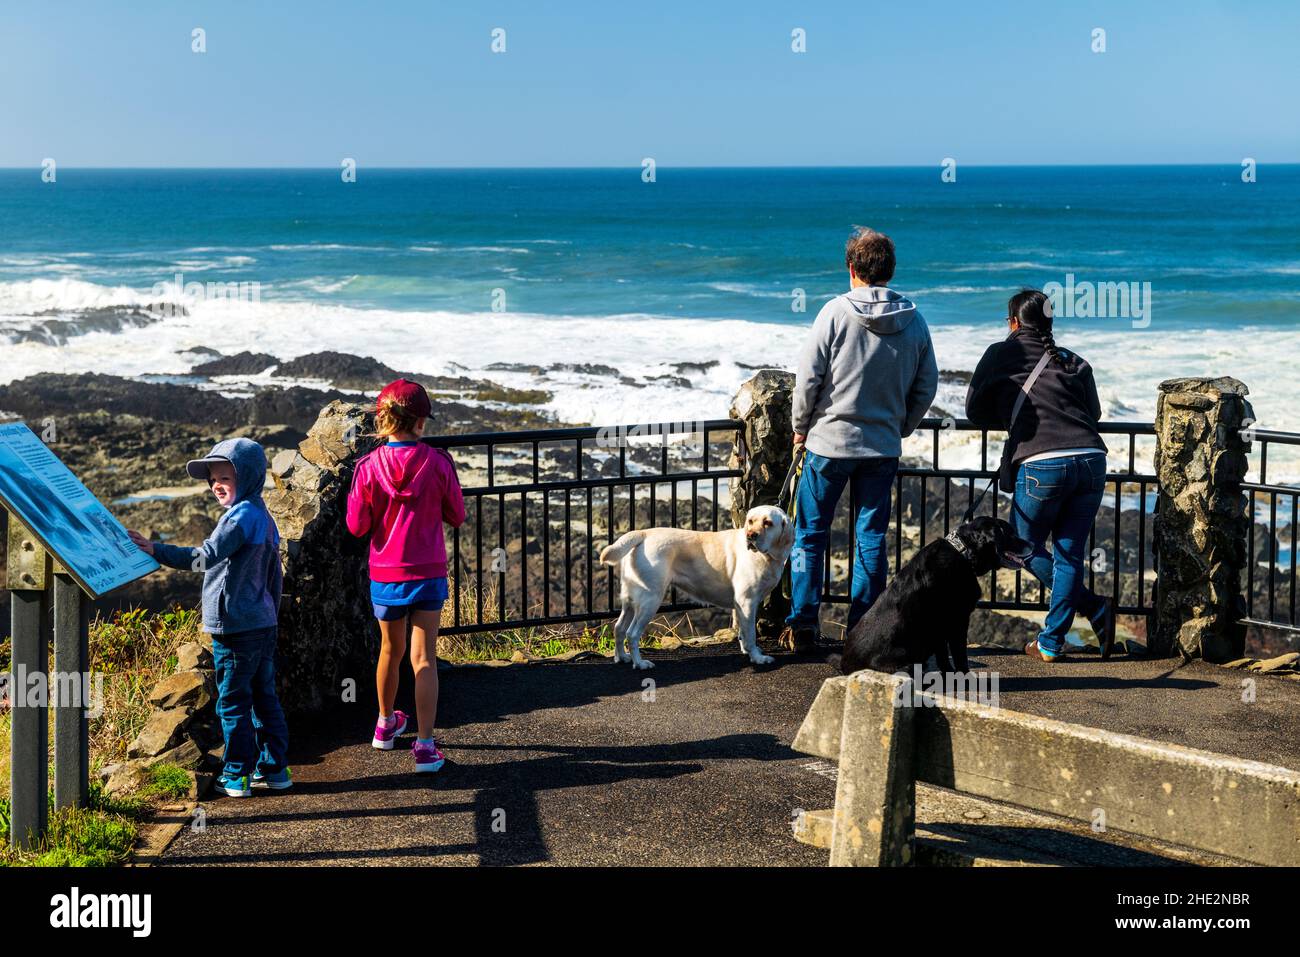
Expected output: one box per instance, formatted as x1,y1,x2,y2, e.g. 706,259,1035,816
0,348,574,620
0,350,1288,657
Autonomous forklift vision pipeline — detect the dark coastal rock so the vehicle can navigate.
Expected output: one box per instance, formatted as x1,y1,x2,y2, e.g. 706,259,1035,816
179,346,222,359
274,350,528,402
0,373,246,428
673,360,719,375
191,351,279,376
245,385,352,433
486,362,546,376
275,350,401,390
553,362,622,377
0,351,577,623
1,305,172,347
645,374,691,389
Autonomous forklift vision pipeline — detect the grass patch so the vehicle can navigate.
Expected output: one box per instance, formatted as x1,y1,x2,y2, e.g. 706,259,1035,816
473,386,553,405
1,781,146,867
0,606,199,865
141,763,191,800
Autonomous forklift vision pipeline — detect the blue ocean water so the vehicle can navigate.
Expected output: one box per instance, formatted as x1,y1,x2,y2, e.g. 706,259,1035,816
2,166,1297,323
0,166,1297,473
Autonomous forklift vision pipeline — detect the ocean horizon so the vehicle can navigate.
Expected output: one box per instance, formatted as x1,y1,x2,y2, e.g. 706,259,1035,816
2,165,1297,477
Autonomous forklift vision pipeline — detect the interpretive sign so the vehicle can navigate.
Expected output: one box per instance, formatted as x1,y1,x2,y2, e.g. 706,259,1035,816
0,421,158,598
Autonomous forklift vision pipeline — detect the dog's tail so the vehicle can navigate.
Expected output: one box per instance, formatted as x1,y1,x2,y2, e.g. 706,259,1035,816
599,530,645,567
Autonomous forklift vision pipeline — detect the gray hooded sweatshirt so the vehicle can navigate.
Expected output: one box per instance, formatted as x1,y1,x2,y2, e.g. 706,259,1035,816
153,438,282,635
792,286,938,459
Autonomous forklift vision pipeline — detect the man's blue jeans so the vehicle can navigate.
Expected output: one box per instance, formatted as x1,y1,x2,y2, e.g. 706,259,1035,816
211,626,289,779
1011,453,1108,655
787,451,898,633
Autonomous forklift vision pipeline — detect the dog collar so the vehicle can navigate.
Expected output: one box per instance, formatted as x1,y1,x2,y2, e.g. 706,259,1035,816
944,531,974,562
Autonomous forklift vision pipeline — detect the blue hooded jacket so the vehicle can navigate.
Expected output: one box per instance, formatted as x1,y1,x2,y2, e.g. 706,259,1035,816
153,438,283,635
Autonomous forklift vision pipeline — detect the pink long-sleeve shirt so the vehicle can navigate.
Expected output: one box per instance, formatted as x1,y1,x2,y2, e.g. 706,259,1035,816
346,442,466,582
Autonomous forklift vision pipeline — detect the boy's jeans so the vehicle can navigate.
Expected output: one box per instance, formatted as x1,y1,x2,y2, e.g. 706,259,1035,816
787,451,898,634
211,626,289,780
1011,453,1108,656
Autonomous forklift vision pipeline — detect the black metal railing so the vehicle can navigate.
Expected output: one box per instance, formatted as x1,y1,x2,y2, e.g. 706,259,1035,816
822,419,1160,622
425,420,742,635
1242,428,1300,636
425,417,1162,636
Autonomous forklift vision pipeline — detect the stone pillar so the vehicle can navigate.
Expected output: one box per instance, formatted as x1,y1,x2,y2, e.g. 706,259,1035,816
1152,377,1253,661
266,400,379,711
729,370,795,638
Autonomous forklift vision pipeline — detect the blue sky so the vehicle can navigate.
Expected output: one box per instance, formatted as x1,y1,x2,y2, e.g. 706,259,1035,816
1,0,1296,167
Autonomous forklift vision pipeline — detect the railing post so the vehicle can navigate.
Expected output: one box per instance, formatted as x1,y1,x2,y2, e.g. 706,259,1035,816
7,513,52,850
53,572,90,810
1152,376,1253,661
729,370,796,638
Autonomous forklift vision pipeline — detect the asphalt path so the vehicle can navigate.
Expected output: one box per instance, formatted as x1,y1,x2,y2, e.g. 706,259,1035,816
160,642,1300,866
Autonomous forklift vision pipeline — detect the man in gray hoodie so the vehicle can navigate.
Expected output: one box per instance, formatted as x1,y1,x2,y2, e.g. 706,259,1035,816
782,228,938,653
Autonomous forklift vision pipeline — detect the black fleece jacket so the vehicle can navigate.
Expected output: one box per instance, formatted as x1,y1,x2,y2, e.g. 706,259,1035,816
965,330,1107,490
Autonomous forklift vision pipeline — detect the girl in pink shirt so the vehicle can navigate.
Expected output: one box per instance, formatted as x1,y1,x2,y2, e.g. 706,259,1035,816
346,379,465,772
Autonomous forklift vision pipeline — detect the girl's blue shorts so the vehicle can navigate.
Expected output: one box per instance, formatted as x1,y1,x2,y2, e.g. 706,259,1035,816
370,576,449,621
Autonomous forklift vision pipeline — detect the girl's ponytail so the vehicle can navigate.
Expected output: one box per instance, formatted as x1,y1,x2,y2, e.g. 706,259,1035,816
374,394,421,438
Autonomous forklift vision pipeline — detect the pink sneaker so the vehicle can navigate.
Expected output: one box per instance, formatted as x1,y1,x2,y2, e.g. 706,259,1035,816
372,710,408,750
413,737,446,773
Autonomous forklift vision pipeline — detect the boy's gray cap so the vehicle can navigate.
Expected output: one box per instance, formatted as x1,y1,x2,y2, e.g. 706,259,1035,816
186,454,232,480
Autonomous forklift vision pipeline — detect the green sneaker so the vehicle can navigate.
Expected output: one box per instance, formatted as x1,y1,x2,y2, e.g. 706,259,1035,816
215,774,253,798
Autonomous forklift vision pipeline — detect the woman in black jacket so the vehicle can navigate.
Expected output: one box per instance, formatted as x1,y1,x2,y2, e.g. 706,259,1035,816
965,289,1116,661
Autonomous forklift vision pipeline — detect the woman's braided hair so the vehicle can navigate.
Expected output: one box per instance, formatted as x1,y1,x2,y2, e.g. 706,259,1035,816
1009,288,1067,367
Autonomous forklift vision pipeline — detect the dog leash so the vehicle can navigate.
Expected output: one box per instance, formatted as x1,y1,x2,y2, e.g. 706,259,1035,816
778,445,805,600
777,445,805,514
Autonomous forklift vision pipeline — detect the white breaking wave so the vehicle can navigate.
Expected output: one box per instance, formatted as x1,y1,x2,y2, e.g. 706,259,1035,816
0,277,157,313
1,278,1296,482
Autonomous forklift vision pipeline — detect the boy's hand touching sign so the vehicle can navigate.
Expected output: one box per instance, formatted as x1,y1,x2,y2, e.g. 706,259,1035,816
127,529,155,555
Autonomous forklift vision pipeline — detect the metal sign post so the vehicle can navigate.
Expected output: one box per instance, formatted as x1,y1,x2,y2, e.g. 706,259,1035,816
53,572,91,811
7,516,53,850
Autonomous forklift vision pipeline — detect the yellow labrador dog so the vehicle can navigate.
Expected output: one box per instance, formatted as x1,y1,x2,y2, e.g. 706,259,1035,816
599,505,794,669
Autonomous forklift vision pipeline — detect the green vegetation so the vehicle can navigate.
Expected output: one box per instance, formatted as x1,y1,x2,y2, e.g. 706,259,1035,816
1,782,146,867
141,762,192,800
1,606,199,866
473,386,553,405
439,621,621,661
90,606,201,769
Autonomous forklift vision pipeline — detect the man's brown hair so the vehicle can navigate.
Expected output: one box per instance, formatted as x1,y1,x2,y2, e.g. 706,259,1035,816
844,227,896,284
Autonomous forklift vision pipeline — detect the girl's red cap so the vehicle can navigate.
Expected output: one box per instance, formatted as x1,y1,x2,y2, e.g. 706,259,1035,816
377,378,432,418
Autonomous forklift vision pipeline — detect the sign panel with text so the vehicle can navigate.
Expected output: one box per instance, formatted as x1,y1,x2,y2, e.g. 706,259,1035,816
0,421,158,598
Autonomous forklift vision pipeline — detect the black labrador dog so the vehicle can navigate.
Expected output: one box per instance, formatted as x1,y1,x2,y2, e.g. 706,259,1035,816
838,516,1033,675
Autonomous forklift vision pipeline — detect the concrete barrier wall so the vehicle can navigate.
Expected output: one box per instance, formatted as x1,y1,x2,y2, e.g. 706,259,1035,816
795,672,1300,866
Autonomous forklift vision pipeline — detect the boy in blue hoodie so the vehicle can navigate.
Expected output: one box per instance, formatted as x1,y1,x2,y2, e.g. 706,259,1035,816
128,437,290,797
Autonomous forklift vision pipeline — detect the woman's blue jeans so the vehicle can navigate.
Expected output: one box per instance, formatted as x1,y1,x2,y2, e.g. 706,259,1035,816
1011,453,1108,655
211,626,289,779
786,451,898,633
